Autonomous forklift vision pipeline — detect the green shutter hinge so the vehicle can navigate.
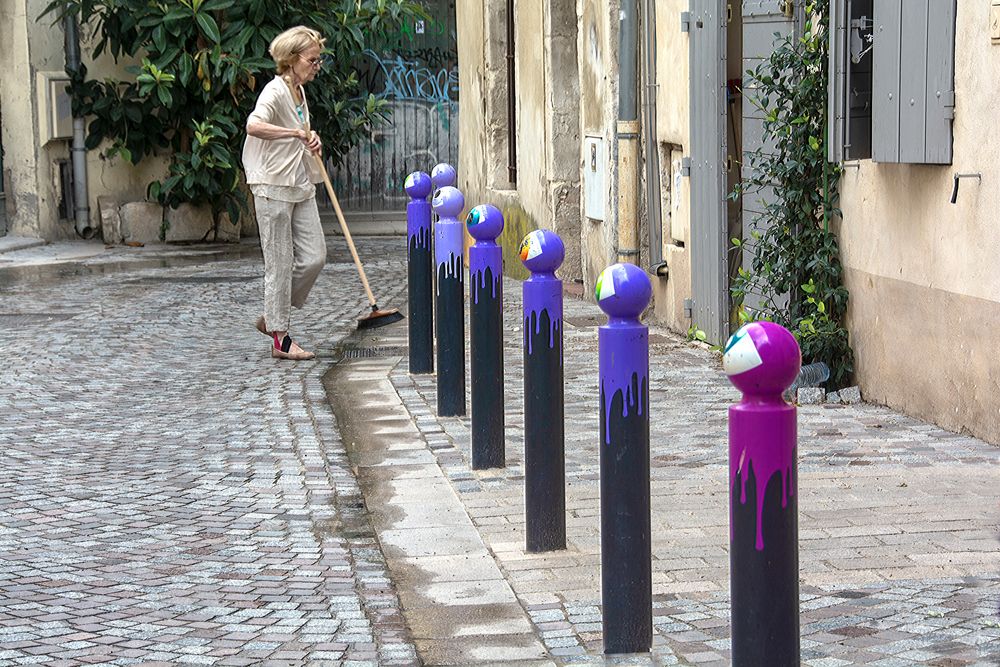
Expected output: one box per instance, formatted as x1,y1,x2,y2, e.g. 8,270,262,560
681,11,691,32
681,157,691,176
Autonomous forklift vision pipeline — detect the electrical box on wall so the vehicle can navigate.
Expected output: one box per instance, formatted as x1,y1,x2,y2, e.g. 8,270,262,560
583,136,605,221
36,72,73,145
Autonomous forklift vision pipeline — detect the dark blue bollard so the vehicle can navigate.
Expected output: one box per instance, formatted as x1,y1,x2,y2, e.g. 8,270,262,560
723,321,801,666
596,263,652,655
432,186,466,417
405,171,433,374
467,204,505,469
520,230,567,553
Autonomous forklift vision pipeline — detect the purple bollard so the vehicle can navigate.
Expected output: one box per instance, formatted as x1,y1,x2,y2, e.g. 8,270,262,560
521,230,566,552
405,171,433,374
432,186,466,417
596,262,652,654
467,204,505,469
723,321,801,666
431,163,457,189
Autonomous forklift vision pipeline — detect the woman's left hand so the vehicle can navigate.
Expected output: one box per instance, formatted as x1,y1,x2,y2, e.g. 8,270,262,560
304,131,322,156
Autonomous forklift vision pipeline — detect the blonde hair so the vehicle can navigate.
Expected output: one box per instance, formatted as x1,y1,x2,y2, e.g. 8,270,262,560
269,26,326,74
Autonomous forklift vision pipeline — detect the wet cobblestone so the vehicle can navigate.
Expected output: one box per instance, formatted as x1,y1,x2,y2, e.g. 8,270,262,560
0,239,416,666
386,273,1000,666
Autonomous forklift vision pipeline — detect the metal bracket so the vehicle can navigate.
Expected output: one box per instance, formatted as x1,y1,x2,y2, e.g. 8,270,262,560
681,157,691,177
680,11,691,32
941,90,956,120
683,298,694,319
950,172,981,204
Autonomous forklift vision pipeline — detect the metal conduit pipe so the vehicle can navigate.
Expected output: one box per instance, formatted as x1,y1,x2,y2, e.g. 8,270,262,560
64,13,94,238
641,0,666,277
616,0,640,265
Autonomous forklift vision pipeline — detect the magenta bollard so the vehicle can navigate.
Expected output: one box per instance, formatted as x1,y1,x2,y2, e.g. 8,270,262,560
596,263,652,654
723,321,801,666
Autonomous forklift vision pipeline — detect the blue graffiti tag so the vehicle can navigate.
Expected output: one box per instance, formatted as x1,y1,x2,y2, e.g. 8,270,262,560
362,49,459,109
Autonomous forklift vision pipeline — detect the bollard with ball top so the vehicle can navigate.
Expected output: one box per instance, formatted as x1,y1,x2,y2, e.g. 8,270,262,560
723,321,801,666
596,263,652,654
521,229,567,553
432,186,466,417
405,171,434,374
467,204,505,469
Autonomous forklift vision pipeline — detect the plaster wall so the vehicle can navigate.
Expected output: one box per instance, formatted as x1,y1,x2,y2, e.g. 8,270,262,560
0,1,167,240
513,0,550,236
838,1,1000,443
649,0,692,332
1,0,70,240
577,0,618,295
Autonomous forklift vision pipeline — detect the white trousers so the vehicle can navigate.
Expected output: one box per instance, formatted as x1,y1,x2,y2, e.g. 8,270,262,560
255,195,326,332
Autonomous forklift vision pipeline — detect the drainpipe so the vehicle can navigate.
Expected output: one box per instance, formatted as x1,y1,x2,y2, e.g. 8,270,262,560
64,13,94,238
616,0,640,265
641,0,666,277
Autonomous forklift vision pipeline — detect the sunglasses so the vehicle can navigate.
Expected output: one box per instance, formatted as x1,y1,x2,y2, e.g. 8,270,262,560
300,54,326,68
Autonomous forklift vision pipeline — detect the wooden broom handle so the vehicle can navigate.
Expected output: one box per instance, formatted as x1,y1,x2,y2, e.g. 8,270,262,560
282,75,378,309
311,150,378,308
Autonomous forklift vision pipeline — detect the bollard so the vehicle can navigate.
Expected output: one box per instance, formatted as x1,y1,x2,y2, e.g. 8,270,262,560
467,204,505,469
405,171,434,374
520,229,566,552
431,163,458,190
596,263,652,654
432,186,466,417
723,321,801,666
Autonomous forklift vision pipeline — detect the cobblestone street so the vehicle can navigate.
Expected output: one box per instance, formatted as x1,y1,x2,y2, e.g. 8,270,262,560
0,238,415,666
1,235,998,666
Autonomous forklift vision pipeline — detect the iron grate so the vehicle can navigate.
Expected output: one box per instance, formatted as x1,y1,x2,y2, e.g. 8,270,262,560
129,275,259,284
0,313,76,326
340,346,408,358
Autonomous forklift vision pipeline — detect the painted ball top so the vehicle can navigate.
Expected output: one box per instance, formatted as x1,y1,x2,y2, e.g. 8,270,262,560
431,186,465,217
595,263,651,319
404,171,432,199
723,321,801,396
431,163,457,188
466,204,504,240
519,229,565,273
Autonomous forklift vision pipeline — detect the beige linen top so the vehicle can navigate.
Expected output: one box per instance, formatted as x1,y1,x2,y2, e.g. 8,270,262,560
243,76,323,197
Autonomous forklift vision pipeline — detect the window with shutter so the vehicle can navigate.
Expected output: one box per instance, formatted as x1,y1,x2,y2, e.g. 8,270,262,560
828,0,873,162
828,0,955,165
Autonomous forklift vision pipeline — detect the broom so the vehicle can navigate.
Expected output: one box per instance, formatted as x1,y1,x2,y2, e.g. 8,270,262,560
306,128,404,330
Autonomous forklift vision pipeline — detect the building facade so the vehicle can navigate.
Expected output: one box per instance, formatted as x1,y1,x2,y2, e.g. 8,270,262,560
457,0,1000,444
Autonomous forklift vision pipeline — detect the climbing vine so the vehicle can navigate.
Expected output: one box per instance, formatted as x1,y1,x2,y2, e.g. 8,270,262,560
731,0,853,387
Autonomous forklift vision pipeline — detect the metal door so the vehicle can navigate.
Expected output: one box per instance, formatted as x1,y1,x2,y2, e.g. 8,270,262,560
741,1,797,313
326,0,458,214
688,0,729,344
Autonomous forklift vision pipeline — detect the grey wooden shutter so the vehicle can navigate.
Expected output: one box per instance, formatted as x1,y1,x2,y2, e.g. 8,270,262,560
688,0,729,344
828,0,873,162
871,0,956,164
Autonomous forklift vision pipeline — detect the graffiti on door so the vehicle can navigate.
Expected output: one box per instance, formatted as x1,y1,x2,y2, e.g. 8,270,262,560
327,4,458,212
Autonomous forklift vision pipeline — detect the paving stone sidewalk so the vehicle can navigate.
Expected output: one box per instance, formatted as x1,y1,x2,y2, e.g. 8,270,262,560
0,238,416,666
365,271,1000,666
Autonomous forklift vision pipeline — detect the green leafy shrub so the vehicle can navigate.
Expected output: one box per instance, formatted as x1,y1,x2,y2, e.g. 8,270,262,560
43,0,426,233
731,0,854,387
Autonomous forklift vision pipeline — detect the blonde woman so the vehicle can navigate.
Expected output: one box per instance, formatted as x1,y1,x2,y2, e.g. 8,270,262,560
244,26,327,360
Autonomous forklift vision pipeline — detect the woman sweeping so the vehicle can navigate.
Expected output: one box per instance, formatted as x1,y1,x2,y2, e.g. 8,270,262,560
243,26,327,360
